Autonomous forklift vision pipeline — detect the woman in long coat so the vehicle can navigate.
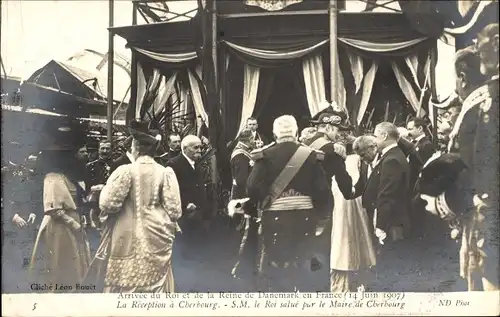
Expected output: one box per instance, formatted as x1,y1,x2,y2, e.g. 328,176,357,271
98,120,182,293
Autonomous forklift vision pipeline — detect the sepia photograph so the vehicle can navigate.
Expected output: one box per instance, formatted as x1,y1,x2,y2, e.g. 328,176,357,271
1,0,499,316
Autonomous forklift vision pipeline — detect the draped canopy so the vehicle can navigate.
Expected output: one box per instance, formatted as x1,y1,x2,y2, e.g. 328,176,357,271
113,10,449,140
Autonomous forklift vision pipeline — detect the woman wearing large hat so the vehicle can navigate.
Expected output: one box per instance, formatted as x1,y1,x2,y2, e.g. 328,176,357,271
29,118,92,291
96,120,182,293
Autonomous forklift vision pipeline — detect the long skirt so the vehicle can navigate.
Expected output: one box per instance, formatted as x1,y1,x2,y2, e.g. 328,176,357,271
257,209,329,292
104,263,175,293
30,211,91,292
89,218,176,293
330,155,376,292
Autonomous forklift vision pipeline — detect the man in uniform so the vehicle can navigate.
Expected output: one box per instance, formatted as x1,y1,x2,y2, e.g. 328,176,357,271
228,129,258,282
459,23,499,291
246,115,333,292
2,153,40,292
304,107,353,199
86,141,114,186
230,129,256,202
155,133,181,166
448,45,488,164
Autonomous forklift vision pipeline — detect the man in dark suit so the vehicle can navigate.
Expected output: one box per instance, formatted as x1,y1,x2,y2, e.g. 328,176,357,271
405,118,435,238
406,118,434,187
155,133,181,166
371,122,411,243
167,135,209,266
167,135,208,229
246,115,333,292
353,123,410,291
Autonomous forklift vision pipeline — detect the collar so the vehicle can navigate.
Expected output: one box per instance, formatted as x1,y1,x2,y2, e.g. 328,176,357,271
380,143,398,157
126,152,135,163
236,142,251,150
159,149,178,158
182,153,196,168
435,192,455,220
422,151,442,169
414,134,425,143
135,155,155,164
449,84,489,140
99,155,111,162
275,137,297,144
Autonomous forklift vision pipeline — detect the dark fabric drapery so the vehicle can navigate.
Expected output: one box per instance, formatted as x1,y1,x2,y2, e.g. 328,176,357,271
252,69,276,121
223,59,245,142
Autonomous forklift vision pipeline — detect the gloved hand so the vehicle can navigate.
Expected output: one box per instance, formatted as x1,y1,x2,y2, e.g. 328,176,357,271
12,214,27,228
27,213,36,224
375,228,387,245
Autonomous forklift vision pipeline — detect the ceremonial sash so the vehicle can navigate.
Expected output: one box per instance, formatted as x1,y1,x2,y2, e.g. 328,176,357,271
260,146,312,211
230,148,252,162
309,138,329,151
448,84,489,151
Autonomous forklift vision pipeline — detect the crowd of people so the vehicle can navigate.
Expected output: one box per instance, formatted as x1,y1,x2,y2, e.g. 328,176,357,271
1,23,498,294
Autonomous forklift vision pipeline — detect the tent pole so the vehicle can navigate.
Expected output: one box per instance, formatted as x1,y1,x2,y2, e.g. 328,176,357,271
329,0,338,106
430,41,438,148
210,0,219,220
212,0,218,90
128,1,138,124
107,0,115,143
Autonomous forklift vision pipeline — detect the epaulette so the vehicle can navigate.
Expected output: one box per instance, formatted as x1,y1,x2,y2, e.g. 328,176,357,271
260,141,275,150
250,142,275,161
86,159,99,167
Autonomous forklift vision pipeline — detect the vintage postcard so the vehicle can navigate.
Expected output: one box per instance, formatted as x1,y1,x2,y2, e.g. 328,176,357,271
1,0,499,316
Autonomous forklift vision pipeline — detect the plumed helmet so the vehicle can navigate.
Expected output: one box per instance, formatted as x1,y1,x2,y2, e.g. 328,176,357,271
310,105,352,131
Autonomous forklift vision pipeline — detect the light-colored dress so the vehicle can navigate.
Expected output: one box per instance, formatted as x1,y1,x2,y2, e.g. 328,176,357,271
30,172,91,291
99,155,182,293
330,154,376,291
